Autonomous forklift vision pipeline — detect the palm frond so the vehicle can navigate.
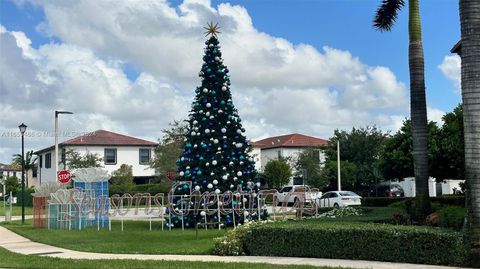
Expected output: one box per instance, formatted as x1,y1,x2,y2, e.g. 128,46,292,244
373,0,405,31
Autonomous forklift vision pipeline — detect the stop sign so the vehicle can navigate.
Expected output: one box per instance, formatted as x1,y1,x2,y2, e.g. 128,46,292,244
57,170,71,184
166,171,177,181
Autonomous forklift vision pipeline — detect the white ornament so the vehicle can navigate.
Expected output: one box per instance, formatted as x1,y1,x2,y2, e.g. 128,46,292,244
244,211,250,217
222,166,227,171
237,129,242,134
235,143,243,148
218,110,223,113
203,88,208,93
195,186,201,191
179,171,185,176
256,182,261,187
207,183,213,189
221,128,227,133
230,184,234,188
205,129,210,134
229,161,234,166
221,86,227,91
252,193,257,198
215,189,221,194
240,161,244,165
222,175,228,180
206,162,210,166
233,177,238,181
194,144,198,148
227,121,231,125
206,112,210,116
210,172,215,176
206,103,211,108
242,198,248,203
213,139,219,144
237,171,243,177
217,147,222,151
215,56,220,61
191,131,196,136
209,116,214,119
212,160,218,165
200,211,206,216
193,120,198,125
213,180,218,185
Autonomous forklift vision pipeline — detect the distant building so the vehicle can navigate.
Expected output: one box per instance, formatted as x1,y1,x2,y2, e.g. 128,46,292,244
250,133,328,185
34,130,158,184
0,163,21,180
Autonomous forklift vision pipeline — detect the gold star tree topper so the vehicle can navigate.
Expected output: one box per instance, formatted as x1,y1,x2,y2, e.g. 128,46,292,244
203,22,221,37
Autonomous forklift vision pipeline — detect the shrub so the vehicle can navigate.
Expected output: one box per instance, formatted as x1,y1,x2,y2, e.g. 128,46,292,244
362,195,465,208
438,206,465,231
213,223,254,256
312,206,363,219
242,222,467,266
361,197,407,207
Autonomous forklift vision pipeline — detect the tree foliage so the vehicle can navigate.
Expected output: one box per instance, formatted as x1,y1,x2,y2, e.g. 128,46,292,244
65,150,103,170
323,126,388,190
294,147,325,188
379,105,464,181
263,159,292,189
110,164,134,193
150,120,188,181
11,150,37,188
3,176,20,196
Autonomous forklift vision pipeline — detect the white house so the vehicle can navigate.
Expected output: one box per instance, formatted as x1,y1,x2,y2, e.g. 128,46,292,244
34,130,158,184
250,133,328,185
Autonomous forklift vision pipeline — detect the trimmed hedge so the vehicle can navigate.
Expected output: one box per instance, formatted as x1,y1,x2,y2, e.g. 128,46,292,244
243,221,467,266
362,195,465,207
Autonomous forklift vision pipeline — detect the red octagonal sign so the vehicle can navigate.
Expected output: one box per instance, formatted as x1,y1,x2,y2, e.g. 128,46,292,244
57,170,71,184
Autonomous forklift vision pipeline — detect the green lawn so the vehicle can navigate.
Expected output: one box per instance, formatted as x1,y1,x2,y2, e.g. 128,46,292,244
0,201,33,216
0,247,351,269
3,220,225,255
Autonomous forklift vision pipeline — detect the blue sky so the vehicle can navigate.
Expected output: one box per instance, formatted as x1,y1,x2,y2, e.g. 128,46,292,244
0,0,462,163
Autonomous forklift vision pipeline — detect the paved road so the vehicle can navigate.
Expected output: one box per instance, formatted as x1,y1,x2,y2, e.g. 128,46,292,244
0,226,472,269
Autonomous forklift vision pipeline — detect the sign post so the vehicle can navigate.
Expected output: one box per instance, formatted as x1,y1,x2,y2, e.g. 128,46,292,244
57,170,72,184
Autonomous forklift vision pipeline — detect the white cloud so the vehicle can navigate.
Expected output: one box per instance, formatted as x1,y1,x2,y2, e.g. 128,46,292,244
439,55,461,91
1,0,419,162
427,106,445,126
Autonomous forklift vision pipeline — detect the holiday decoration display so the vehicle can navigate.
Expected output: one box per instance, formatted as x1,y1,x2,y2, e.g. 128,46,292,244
172,23,260,227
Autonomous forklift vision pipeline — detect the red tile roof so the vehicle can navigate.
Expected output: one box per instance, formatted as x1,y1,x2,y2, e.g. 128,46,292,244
35,130,157,153
250,133,328,149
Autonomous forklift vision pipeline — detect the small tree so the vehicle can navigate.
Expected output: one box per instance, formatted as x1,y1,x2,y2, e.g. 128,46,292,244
263,159,292,189
150,120,187,181
4,176,20,196
319,161,358,191
110,164,134,193
294,147,325,188
65,150,102,170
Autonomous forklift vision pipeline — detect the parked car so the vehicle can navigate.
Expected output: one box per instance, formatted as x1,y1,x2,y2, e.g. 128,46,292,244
274,185,322,205
316,191,361,208
375,183,405,197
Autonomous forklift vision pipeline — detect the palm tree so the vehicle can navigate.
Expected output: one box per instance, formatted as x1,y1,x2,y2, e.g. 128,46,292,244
373,0,431,219
459,0,480,263
12,150,38,188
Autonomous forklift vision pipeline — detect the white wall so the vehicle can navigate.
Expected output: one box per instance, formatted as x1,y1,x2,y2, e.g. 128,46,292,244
393,177,437,197
251,147,262,171
441,180,464,195
38,145,155,183
259,147,326,186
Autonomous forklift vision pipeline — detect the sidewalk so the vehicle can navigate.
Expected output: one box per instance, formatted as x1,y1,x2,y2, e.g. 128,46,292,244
0,226,470,269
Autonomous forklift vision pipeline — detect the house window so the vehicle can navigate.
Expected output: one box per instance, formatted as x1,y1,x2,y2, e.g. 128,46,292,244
45,153,52,169
277,150,282,159
104,148,117,165
39,155,43,168
139,148,151,165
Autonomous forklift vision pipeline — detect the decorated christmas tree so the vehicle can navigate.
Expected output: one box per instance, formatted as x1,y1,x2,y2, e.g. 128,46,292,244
176,22,258,194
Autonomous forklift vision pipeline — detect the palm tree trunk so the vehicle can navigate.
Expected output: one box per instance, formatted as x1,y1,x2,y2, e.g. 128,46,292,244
460,0,480,264
408,0,431,220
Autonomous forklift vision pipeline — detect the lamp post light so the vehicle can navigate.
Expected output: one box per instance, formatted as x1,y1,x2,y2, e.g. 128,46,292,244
55,111,73,179
18,123,27,224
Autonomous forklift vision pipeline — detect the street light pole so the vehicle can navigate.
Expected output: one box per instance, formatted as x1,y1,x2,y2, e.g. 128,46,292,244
18,123,27,224
55,111,73,179
337,140,341,191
